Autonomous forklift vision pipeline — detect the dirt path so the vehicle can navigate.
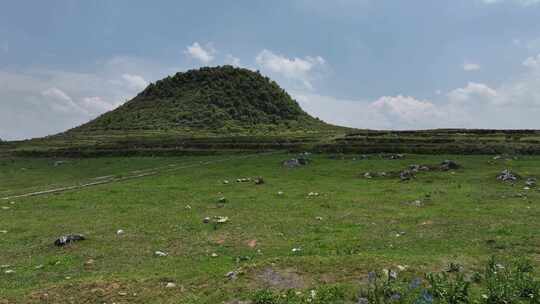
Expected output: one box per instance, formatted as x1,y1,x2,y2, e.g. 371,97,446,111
1,152,282,201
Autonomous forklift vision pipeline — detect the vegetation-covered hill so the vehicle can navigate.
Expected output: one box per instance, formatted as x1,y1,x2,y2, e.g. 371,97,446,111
69,66,331,134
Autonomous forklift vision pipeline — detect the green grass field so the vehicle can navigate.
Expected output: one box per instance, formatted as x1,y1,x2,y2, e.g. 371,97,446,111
1,153,539,303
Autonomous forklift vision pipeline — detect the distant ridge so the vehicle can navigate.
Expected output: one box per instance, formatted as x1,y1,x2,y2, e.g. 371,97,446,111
69,66,332,134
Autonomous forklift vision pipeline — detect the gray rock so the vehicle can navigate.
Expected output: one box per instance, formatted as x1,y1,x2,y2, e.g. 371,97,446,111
440,160,460,171
497,169,519,182
526,178,537,187
282,157,310,168
54,234,85,247
400,170,415,181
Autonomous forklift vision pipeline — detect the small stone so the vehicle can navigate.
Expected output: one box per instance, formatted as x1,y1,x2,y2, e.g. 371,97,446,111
9,201,15,205
223,180,230,184
4,270,15,274
397,265,408,271
211,253,218,258
84,259,95,266
292,247,302,253
35,264,44,269
54,234,85,247
225,271,238,280
254,177,264,185
118,292,128,296
277,191,284,195
308,192,319,197
218,197,227,204
185,205,192,210
116,229,124,235
165,282,176,288
315,216,323,221
203,217,211,224
215,216,229,223
1,206,10,210
0,230,7,234
154,251,168,257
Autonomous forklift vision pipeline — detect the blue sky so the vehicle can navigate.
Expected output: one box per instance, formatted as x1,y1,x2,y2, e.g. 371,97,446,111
1,0,540,139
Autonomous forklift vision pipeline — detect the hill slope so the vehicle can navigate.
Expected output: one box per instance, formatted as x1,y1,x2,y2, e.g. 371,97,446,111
70,66,331,134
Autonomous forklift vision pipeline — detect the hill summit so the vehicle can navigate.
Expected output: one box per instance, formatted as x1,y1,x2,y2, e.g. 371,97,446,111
71,66,330,134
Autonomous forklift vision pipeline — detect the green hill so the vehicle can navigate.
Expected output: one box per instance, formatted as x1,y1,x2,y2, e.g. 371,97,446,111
69,66,332,134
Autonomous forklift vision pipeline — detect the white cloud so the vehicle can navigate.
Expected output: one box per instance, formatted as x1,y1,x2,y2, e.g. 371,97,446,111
121,73,148,91
293,61,540,131
0,56,172,140
41,87,72,103
256,50,326,89
463,63,481,71
523,54,540,69
225,54,241,67
184,42,215,64
81,96,118,113
447,82,498,104
370,95,445,127
293,92,451,130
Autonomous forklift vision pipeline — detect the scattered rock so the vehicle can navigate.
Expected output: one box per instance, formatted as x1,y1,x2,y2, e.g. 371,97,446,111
497,169,520,182
307,192,320,197
225,271,238,280
54,234,85,247
254,177,264,185
215,216,229,223
211,253,219,258
0,230,7,234
292,247,302,253
223,180,230,184
404,200,424,207
363,172,373,179
53,160,66,167
84,259,95,266
116,229,124,235
381,154,405,160
203,217,211,224
236,178,251,183
357,297,369,304
282,157,309,168
1,206,10,210
218,197,228,204
154,251,168,257
526,178,537,187
277,191,284,196
397,265,408,271
315,216,323,221
399,170,415,181
4,269,15,274
409,164,431,172
165,282,176,288
440,160,460,171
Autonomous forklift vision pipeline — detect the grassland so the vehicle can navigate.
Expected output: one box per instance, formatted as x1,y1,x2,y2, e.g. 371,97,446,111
1,153,540,303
